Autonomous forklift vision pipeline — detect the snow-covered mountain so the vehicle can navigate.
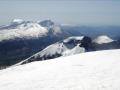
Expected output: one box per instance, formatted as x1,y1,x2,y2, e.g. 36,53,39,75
0,49,120,90
0,19,51,41
18,36,92,65
0,19,69,66
0,21,48,41
0,19,69,41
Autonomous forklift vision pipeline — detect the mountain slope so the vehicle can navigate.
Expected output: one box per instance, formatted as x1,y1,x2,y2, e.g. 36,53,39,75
18,36,92,65
0,49,120,90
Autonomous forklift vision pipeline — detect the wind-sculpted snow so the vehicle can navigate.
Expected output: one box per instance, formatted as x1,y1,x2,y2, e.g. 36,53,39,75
0,49,120,90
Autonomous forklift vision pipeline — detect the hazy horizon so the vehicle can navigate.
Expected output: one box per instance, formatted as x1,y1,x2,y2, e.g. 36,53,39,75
0,0,120,26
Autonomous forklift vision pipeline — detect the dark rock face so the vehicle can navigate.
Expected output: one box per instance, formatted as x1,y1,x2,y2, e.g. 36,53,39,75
80,36,93,51
62,36,93,51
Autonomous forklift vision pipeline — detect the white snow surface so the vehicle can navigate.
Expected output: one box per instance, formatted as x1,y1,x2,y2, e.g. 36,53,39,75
93,35,114,44
62,45,85,56
34,42,85,57
0,49,120,90
35,42,68,57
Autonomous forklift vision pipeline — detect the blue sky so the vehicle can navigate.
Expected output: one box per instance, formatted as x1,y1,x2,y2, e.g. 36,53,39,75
0,0,120,26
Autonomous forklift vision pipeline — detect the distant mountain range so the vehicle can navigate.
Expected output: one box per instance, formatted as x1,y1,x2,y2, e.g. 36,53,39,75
0,19,120,68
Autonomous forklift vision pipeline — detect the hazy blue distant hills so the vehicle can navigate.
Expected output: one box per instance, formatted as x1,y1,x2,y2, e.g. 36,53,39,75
61,25,120,39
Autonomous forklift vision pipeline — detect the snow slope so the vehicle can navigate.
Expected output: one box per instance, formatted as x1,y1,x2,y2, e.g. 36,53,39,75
0,49,120,90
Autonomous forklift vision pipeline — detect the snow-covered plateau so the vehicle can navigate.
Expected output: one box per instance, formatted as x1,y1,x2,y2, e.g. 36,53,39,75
0,49,120,90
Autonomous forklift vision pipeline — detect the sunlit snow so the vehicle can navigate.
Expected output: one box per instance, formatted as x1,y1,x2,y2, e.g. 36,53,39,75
0,49,120,90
